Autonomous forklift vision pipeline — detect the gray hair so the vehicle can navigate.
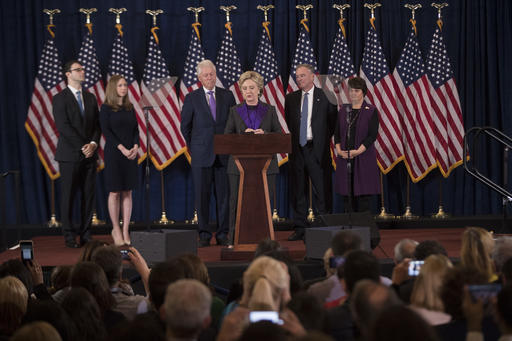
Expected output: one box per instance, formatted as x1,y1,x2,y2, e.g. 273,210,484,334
493,236,512,272
394,239,419,263
196,59,216,77
164,279,212,337
295,63,315,73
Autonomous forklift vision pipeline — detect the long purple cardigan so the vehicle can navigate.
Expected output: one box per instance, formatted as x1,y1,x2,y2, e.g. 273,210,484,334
335,103,381,196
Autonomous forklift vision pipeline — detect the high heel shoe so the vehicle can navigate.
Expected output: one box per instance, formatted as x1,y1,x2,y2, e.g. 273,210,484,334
123,232,131,246
111,230,124,246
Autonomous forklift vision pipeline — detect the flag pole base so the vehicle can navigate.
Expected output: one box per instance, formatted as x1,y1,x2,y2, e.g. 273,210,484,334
92,212,106,226
185,210,199,224
401,206,418,220
157,211,174,225
377,207,395,219
432,206,449,219
307,207,315,223
272,208,285,223
47,214,61,228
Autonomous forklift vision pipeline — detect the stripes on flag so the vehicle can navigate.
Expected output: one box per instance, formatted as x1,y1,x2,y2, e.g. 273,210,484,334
287,21,318,94
360,26,404,174
254,26,289,165
216,24,244,103
78,31,106,169
393,30,437,182
426,26,464,177
25,38,65,180
141,33,188,170
179,28,206,108
107,33,147,163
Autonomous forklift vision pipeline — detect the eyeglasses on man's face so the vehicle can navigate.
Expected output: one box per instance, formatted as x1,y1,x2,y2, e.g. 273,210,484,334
70,67,85,72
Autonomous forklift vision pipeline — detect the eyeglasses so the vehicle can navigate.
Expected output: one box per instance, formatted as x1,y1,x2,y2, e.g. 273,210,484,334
70,67,85,72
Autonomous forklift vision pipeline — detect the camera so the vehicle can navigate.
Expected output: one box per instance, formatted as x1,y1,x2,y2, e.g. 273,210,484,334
329,256,345,269
120,249,131,260
20,240,34,264
249,311,283,325
408,260,424,276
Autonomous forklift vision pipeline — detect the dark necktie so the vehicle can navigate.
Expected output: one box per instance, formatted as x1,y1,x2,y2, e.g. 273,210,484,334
208,90,216,121
76,90,84,116
299,92,309,146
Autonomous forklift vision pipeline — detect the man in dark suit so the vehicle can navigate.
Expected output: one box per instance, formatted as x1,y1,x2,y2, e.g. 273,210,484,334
53,60,100,248
180,60,235,247
285,64,337,241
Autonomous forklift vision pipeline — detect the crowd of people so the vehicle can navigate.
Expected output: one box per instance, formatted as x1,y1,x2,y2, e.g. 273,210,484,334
0,226,511,340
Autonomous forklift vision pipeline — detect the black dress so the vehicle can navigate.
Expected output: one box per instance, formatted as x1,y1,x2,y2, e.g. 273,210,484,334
99,104,139,192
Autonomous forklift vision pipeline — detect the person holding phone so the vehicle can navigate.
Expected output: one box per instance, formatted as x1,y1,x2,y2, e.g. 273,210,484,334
99,75,139,246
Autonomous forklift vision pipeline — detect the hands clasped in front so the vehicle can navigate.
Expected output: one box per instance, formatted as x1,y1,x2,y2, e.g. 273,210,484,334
81,143,97,158
244,128,264,134
118,144,139,160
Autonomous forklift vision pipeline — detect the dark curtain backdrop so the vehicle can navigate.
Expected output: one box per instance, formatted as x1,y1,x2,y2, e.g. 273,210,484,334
1,0,511,224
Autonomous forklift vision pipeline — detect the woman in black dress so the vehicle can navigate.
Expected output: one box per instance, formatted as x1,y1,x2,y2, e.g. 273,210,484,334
99,75,139,245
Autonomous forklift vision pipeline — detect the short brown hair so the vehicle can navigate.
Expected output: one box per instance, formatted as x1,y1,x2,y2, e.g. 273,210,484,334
104,75,133,112
348,77,368,96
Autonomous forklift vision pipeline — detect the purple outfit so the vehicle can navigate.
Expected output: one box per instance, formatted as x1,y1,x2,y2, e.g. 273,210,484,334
235,102,266,130
335,104,380,196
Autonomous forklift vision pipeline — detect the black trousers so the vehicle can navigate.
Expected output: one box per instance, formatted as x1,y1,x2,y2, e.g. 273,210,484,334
290,142,326,232
59,159,96,241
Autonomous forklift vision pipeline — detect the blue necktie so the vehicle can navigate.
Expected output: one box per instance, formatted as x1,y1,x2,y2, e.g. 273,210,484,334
76,90,84,116
208,90,216,121
299,92,309,146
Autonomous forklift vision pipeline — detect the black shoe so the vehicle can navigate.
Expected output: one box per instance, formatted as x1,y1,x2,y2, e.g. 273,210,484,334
65,240,80,248
198,239,211,248
80,237,92,247
216,238,230,246
287,231,304,241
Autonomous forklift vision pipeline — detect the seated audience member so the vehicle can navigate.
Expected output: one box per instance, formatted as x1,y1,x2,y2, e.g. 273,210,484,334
258,248,304,296
287,291,328,332
0,276,28,339
303,248,335,291
162,279,212,341
308,231,362,305
350,279,402,340
0,259,33,296
414,240,448,260
254,238,282,258
461,227,497,282
69,261,126,331
61,287,106,341
409,255,453,325
78,239,109,262
326,250,381,341
368,305,440,341
92,245,150,320
10,321,62,341
394,238,418,264
23,300,76,341
49,265,72,303
492,236,512,279
436,265,500,341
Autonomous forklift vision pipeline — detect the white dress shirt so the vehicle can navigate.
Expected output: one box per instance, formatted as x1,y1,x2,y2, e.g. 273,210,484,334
300,87,314,141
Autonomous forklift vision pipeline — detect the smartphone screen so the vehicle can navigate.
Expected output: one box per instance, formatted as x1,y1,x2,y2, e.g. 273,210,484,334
20,241,33,262
329,256,345,269
249,311,283,325
408,260,424,276
120,249,130,260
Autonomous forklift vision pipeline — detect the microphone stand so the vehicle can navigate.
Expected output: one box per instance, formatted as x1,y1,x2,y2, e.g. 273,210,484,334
142,106,161,233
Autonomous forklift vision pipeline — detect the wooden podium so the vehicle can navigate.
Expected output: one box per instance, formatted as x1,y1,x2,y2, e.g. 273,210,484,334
214,133,291,258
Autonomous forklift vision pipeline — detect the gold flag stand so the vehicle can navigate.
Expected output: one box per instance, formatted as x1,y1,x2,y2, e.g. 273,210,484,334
157,171,173,224
377,173,394,219
401,178,418,220
47,179,61,227
432,178,449,218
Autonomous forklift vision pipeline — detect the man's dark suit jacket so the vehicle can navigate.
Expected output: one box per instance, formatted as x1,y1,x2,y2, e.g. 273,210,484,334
180,87,236,167
224,102,281,175
284,86,337,166
53,87,100,162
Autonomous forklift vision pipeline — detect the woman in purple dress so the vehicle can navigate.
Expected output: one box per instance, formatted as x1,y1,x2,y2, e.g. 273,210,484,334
99,75,139,245
334,77,380,212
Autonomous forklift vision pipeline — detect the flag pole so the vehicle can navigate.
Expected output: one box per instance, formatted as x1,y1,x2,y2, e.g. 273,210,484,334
157,170,173,224
378,172,394,219
432,178,448,218
47,179,61,227
307,178,315,223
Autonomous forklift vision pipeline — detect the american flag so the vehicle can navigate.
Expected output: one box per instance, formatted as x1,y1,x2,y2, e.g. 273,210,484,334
393,30,438,181
426,26,464,177
179,28,206,107
78,31,105,168
25,38,65,180
327,25,356,107
107,33,146,161
287,22,318,93
141,34,187,170
360,26,404,173
216,25,244,103
254,27,289,165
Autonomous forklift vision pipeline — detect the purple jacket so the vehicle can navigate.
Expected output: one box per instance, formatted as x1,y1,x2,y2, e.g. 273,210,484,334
335,104,381,196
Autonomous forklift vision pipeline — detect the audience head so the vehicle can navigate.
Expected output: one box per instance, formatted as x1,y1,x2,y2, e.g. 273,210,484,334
492,236,512,274
496,284,512,332
368,305,440,341
91,245,123,287
413,240,447,260
0,275,28,314
238,321,288,341
410,254,453,312
50,265,72,294
254,239,282,258
350,279,402,335
0,258,33,294
178,254,210,286
10,321,63,341
61,287,106,341
331,230,362,257
148,257,195,311
394,239,418,263
461,227,495,279
241,256,291,311
258,249,304,296
0,302,24,337
287,291,327,331
162,279,212,339
343,250,380,294
69,261,115,315
78,239,108,262
24,300,76,341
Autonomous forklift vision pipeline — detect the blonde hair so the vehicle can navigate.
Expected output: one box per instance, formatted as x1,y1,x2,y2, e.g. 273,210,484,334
0,276,28,314
461,227,495,280
10,321,62,341
241,256,290,311
238,71,264,96
410,254,453,311
104,75,133,112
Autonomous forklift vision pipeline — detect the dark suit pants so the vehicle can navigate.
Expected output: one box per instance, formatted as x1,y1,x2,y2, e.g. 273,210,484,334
191,159,229,241
59,159,96,241
290,142,326,232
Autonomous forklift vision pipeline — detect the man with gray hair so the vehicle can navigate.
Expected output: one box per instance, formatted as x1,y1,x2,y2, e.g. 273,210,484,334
162,279,212,341
393,238,418,264
181,60,236,247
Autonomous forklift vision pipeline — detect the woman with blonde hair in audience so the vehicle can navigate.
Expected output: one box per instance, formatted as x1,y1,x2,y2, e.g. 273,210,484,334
10,321,62,341
460,226,497,282
409,254,453,325
0,276,28,338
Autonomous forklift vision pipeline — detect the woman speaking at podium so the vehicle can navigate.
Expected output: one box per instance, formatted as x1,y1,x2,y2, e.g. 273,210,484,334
224,71,281,246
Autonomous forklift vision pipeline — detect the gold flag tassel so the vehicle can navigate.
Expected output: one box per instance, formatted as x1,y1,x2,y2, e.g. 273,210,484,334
187,7,204,41
364,3,381,30
432,3,449,31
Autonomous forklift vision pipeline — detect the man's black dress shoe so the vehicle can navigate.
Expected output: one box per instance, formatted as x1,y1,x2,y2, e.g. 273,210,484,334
287,231,304,241
65,240,80,248
198,239,211,248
